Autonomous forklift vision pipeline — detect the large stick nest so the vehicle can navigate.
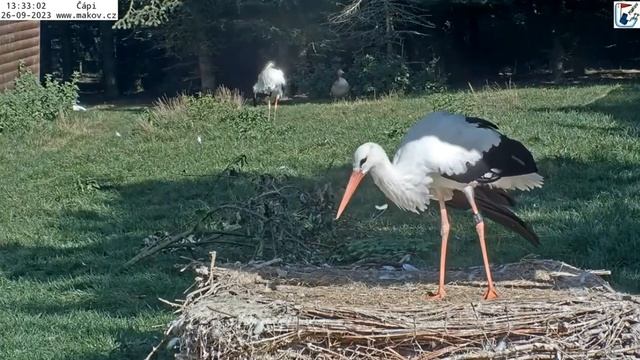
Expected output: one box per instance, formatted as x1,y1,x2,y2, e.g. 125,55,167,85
163,258,640,359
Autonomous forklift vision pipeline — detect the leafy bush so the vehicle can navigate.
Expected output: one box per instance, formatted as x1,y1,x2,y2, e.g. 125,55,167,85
351,54,410,96
291,62,337,99
0,65,79,134
291,53,447,99
288,50,349,99
409,57,447,94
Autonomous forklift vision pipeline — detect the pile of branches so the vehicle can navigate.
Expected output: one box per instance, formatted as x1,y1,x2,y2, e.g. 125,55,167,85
124,171,337,268
155,256,640,360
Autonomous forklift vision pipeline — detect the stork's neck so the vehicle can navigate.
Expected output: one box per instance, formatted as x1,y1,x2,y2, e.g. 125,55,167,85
369,154,431,213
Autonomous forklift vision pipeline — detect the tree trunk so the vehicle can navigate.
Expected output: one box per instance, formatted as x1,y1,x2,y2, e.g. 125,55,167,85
467,8,480,76
61,24,73,81
100,22,118,98
549,0,566,82
277,41,288,71
572,56,585,76
384,0,393,57
198,45,216,91
550,34,564,82
570,38,586,76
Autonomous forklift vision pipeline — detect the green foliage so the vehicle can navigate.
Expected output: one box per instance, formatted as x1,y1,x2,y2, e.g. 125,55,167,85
115,0,183,29
0,65,79,134
291,53,446,99
141,91,273,139
430,92,477,114
228,107,273,137
184,93,239,124
351,54,410,96
291,61,339,98
339,53,440,98
409,57,448,94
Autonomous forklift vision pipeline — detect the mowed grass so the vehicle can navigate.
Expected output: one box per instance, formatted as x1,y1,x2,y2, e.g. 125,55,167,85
1,84,640,359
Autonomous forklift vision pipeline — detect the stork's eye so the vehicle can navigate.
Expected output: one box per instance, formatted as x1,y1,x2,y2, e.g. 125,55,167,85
359,157,367,166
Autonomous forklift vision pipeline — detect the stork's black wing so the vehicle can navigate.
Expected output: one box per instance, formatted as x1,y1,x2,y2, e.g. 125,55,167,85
465,116,499,130
443,134,538,184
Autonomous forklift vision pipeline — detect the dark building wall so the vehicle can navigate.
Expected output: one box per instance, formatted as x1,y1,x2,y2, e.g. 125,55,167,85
0,21,40,91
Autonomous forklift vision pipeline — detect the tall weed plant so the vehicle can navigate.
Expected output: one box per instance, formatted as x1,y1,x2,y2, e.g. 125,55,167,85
0,64,79,134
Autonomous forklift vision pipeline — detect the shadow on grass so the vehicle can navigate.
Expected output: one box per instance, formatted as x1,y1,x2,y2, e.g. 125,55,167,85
533,85,640,131
1,152,639,358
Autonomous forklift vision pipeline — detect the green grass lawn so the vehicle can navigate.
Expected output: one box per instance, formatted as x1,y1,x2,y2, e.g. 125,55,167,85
1,84,639,359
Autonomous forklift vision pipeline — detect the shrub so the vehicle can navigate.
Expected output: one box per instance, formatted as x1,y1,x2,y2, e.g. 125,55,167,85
0,64,79,134
351,54,410,97
409,57,447,94
290,53,448,99
291,61,337,99
140,88,270,139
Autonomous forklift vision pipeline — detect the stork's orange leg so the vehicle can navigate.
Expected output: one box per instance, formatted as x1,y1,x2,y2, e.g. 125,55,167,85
463,187,498,300
267,99,272,121
425,195,450,300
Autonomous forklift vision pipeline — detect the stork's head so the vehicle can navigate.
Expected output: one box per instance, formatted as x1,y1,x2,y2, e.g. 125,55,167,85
337,69,345,77
265,61,275,69
352,142,386,174
336,142,387,219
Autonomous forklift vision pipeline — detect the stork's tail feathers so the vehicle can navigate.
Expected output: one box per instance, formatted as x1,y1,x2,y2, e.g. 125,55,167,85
447,188,540,247
475,187,515,208
475,191,540,247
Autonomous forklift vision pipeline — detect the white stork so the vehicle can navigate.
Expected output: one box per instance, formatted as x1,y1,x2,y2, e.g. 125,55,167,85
335,111,543,300
330,69,350,99
253,61,286,121
72,99,87,111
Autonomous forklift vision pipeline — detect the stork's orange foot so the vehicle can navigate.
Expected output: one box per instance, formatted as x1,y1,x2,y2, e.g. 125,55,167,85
483,287,499,300
424,288,446,301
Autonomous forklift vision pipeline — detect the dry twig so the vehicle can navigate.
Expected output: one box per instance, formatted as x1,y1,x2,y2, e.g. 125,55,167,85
164,258,639,360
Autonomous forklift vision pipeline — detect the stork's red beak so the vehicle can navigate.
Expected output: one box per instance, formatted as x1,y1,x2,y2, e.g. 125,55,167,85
336,170,365,220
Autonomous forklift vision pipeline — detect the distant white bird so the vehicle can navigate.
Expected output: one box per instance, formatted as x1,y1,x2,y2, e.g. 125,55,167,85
330,69,350,99
253,61,286,121
72,100,87,111
335,111,543,301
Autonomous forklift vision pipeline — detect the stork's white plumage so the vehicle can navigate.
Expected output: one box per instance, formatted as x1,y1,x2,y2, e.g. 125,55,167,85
253,61,285,121
72,100,87,111
336,111,543,300
330,69,350,99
